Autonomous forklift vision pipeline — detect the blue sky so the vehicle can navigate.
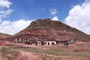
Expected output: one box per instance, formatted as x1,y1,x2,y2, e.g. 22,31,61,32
0,0,90,35
8,0,84,21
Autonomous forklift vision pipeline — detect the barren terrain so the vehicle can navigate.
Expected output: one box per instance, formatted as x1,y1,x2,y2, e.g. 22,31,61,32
0,41,90,60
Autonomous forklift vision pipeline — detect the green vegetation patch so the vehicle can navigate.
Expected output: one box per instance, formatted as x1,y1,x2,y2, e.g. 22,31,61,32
13,47,90,57
1,47,20,60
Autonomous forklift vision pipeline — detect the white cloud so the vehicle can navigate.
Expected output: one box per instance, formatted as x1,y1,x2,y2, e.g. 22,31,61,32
64,0,90,34
0,0,12,8
0,9,13,19
50,9,57,15
52,16,59,21
0,19,32,35
0,0,33,35
50,9,60,21
0,0,13,22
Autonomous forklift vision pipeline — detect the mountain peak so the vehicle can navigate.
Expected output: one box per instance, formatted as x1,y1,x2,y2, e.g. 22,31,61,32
28,18,64,29
15,18,89,41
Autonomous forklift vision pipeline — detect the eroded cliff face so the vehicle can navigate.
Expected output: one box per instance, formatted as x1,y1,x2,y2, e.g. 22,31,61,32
14,18,89,41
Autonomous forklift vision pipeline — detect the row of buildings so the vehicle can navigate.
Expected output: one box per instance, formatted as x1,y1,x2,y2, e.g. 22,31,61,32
14,36,75,45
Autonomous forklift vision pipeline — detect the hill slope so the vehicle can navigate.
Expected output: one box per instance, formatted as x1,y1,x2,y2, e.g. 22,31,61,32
15,18,90,41
0,33,12,40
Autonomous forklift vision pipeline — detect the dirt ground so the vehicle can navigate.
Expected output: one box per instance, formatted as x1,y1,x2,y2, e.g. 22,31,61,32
0,41,90,60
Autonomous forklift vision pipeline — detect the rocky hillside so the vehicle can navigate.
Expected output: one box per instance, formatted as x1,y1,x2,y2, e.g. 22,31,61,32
15,18,90,41
0,33,12,40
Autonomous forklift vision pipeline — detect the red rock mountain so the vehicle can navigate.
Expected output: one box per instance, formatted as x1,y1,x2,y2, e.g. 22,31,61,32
13,19,90,41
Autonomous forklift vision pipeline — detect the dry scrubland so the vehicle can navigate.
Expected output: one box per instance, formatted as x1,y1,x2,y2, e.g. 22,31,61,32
0,42,90,60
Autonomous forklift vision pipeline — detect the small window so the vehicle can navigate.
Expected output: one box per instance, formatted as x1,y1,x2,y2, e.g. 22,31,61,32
52,43,55,45
48,43,50,45
39,42,41,44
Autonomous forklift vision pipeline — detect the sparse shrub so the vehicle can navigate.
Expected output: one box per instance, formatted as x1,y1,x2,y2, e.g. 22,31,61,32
1,47,20,60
